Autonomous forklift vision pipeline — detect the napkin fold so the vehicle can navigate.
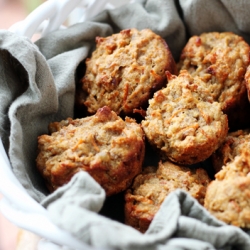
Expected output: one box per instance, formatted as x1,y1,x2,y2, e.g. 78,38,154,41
43,176,250,250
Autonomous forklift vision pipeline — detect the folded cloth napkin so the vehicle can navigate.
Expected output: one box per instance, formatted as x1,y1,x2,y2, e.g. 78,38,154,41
42,173,250,250
1,0,250,249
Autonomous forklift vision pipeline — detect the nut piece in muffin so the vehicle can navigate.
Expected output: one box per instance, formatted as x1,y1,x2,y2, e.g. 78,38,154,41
178,32,250,130
125,161,211,233
211,129,250,173
141,70,228,165
77,28,177,116
36,106,145,196
205,149,250,228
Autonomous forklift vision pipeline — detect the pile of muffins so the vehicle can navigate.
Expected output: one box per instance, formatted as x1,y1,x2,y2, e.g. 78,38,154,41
36,28,250,232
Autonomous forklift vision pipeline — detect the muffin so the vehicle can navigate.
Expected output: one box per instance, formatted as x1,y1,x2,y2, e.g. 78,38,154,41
205,149,250,228
77,28,177,116
245,65,250,100
211,129,250,173
36,106,145,196
178,32,250,130
125,161,211,233
141,70,228,165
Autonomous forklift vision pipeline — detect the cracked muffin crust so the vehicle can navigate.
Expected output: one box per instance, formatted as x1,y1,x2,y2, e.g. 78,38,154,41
205,149,250,228
77,28,177,115
36,106,145,196
211,129,250,173
125,161,211,233
141,70,228,165
178,32,250,130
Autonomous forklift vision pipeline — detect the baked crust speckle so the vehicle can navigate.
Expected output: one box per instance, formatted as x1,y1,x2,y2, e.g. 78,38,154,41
178,32,250,130
78,28,177,115
205,149,250,228
211,129,250,173
125,161,211,233
141,70,228,165
36,106,145,196
178,32,250,112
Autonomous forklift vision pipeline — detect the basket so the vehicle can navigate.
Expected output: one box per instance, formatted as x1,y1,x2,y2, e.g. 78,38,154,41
9,0,132,39
2,1,250,250
0,0,131,249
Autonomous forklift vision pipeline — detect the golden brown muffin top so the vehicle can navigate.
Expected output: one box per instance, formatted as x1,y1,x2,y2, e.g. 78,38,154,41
130,161,210,205
79,28,176,115
142,70,228,165
215,149,250,181
178,32,250,113
212,129,250,173
36,106,145,195
125,161,210,232
205,149,250,228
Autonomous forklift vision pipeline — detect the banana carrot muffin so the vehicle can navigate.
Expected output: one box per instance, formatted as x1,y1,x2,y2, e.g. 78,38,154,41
141,70,228,165
205,149,250,228
125,161,211,233
243,65,250,129
77,28,177,116
211,129,250,173
245,65,250,99
178,32,250,130
36,106,145,196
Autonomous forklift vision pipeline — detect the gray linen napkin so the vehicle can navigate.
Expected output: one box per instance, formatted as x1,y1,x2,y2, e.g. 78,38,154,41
42,175,250,250
2,0,250,249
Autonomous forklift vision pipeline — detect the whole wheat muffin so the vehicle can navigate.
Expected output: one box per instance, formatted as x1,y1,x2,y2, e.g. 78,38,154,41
36,106,145,196
211,129,250,173
243,65,250,120
178,32,250,130
141,70,228,165
125,161,211,233
245,65,250,99
77,28,177,116
205,149,250,228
